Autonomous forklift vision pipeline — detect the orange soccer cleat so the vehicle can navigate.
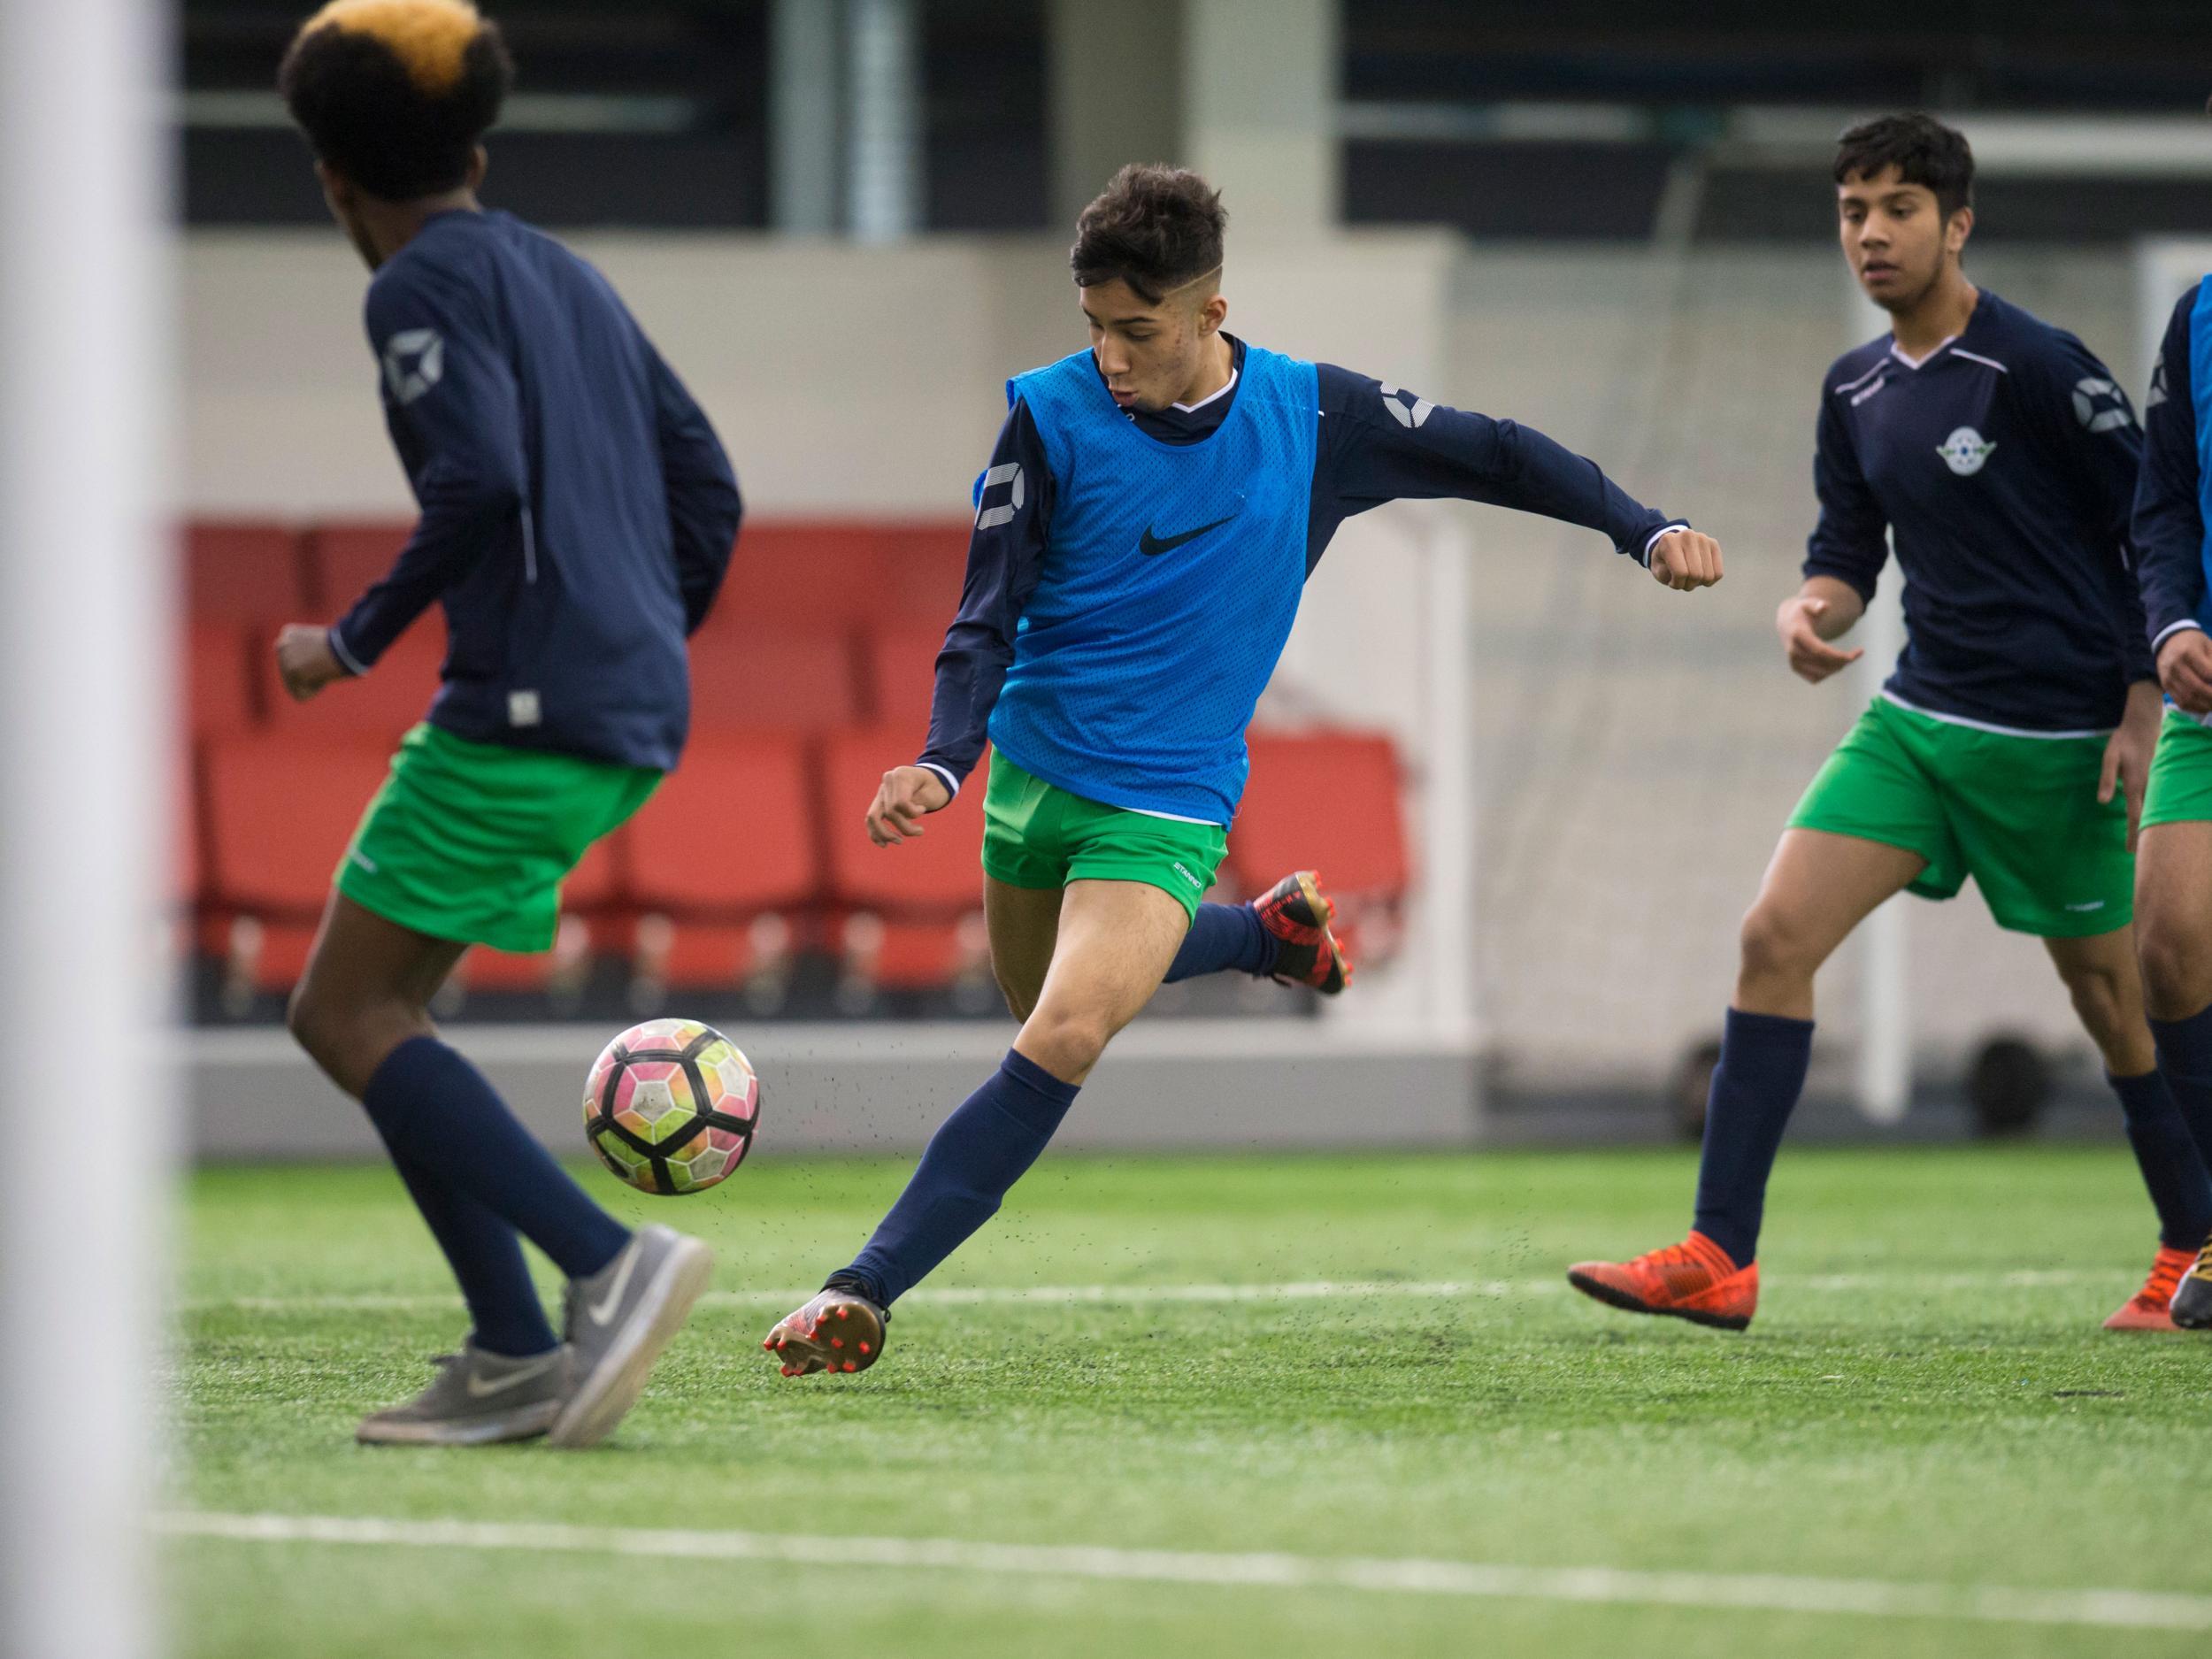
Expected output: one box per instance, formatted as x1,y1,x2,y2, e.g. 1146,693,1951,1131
1566,1233,1759,1332
2101,1242,2197,1332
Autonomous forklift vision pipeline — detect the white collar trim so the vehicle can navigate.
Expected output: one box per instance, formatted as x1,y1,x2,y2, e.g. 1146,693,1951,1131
1172,368,1239,413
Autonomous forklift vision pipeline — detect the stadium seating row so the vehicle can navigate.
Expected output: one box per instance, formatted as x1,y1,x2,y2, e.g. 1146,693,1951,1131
180,520,1412,1011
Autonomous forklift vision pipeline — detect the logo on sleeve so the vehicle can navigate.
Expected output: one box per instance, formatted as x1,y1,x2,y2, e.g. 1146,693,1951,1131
1936,426,1996,476
381,328,445,405
2072,376,2134,434
2148,352,2170,411
1379,384,1434,428
975,461,1025,531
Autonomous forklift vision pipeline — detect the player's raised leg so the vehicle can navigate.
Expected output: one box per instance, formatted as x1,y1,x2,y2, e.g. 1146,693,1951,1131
765,878,1187,1373
2045,926,2212,1330
1569,827,1925,1329
2136,811,2212,1329
1163,871,1353,995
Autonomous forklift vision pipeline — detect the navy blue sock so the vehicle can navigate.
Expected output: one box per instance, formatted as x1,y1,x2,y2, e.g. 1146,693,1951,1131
362,1035,629,1284
1691,1008,1816,1267
842,1048,1079,1304
2150,1006,2212,1170
1163,901,1278,983
382,1148,558,1356
2107,1069,2212,1250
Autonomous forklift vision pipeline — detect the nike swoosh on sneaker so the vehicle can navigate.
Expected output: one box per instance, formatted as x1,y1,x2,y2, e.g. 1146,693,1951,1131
1138,515,1236,557
587,1243,641,1326
464,1355,562,1398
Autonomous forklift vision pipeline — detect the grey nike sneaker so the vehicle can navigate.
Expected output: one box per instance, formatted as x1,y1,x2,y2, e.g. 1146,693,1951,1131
549,1225,714,1448
2173,1244,2212,1331
355,1343,568,1446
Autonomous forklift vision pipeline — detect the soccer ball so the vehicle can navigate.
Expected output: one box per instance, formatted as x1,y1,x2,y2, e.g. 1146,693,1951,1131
583,1018,760,1196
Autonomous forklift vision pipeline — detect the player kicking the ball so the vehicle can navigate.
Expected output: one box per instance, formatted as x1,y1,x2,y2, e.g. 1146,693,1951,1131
273,0,737,1443
1571,113,2212,1333
765,164,1723,1374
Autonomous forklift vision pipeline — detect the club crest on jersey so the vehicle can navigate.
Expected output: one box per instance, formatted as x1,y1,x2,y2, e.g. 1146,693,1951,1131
2071,375,2133,434
1936,426,1995,476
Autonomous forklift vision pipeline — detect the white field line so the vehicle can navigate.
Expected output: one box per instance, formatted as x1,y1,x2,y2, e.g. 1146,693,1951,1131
180,1268,2124,1316
156,1510,2212,1632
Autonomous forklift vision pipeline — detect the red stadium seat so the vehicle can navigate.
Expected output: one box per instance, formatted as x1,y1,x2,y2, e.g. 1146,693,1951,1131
1228,730,1412,907
687,625,860,733
307,519,411,614
187,521,309,622
203,735,391,917
823,726,985,913
626,733,819,915
861,623,947,728
562,832,624,912
262,620,444,742
716,523,887,627
868,522,970,618
186,621,259,741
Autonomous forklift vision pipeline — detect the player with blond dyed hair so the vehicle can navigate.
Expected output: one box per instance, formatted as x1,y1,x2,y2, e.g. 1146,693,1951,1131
274,0,739,1446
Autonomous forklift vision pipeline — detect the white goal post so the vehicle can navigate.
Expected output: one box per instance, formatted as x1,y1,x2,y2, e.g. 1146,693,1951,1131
0,2,172,1656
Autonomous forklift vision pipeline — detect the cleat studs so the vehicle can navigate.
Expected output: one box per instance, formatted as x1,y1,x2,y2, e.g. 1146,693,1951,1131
858,1342,871,1355
830,1337,844,1349
836,1306,849,1320
842,1361,857,1371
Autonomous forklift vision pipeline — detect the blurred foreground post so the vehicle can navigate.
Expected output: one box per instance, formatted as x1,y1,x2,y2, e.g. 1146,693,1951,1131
1842,274,1912,1124
0,0,173,1655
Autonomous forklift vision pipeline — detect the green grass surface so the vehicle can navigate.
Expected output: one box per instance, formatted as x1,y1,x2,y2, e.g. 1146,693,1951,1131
172,1146,2212,1658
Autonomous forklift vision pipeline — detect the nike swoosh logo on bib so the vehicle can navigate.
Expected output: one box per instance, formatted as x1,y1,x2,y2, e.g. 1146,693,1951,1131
587,1244,641,1325
1138,515,1237,557
465,1355,562,1397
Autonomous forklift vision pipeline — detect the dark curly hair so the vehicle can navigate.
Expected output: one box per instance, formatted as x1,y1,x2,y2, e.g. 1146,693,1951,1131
1833,112,1974,220
1070,165,1227,303
279,0,514,202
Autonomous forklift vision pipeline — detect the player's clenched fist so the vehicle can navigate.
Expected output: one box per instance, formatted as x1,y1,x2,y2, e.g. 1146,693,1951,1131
1648,528,1724,592
1776,595,1865,684
273,623,345,702
865,764,952,847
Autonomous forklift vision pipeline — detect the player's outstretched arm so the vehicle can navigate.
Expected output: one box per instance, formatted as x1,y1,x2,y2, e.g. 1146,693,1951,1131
1776,575,1867,684
1307,364,1701,572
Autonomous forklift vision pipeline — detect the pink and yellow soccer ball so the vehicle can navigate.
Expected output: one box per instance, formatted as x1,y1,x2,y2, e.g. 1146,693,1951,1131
582,1018,760,1196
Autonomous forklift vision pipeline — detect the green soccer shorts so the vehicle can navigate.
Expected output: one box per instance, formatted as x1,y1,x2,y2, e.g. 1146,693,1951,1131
1786,695,2131,938
337,723,661,954
2141,708,2212,830
979,749,1227,923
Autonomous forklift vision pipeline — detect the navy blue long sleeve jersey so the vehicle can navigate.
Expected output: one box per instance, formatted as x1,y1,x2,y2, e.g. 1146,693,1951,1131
330,209,741,772
1802,289,2151,736
915,336,1684,793
2132,281,2206,655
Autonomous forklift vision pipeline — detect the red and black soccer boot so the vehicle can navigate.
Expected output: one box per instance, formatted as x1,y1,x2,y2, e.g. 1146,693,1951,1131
764,1280,889,1376
1254,870,1352,995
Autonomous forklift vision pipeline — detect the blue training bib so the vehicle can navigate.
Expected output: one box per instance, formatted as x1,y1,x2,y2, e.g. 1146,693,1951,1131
987,343,1318,824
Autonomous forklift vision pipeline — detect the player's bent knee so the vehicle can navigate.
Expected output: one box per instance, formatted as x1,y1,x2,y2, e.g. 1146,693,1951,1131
2137,918,2212,1020
1737,904,1821,987
1018,1004,1115,1079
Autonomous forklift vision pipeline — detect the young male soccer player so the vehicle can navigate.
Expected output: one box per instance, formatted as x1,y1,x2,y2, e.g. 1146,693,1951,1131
1570,113,2212,1333
2127,164,2212,1330
273,0,738,1443
763,164,1724,1375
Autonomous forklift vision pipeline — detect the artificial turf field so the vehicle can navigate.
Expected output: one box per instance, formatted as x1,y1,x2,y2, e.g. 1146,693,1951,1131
171,1145,2212,1658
